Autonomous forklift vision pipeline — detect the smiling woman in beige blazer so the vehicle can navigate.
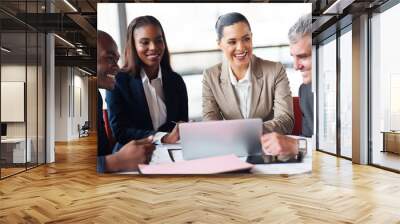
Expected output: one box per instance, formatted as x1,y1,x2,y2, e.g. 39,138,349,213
202,12,294,134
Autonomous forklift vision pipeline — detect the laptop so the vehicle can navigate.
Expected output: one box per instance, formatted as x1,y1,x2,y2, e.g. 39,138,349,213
179,119,263,160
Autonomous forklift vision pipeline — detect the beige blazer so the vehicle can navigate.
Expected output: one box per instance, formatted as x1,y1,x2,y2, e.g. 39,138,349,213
202,55,294,134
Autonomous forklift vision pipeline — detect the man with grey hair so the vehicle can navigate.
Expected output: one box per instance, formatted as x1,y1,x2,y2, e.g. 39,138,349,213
289,13,313,137
288,14,312,85
260,14,312,159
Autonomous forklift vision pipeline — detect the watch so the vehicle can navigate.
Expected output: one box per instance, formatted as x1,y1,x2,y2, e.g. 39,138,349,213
296,138,307,161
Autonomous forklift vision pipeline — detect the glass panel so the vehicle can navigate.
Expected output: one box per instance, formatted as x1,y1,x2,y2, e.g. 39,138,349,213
317,37,337,154
26,0,38,169
38,32,45,165
1,32,27,177
0,1,46,178
27,31,38,169
339,29,352,158
371,3,400,171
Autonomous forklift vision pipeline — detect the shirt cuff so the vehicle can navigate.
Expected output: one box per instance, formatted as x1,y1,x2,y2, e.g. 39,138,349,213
97,156,106,173
153,132,168,144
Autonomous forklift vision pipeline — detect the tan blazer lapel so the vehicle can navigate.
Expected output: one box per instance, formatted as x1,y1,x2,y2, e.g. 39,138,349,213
249,56,264,118
220,59,243,119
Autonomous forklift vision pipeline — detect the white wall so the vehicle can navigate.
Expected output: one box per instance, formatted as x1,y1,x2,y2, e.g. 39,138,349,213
1,65,29,138
1,63,46,164
54,66,68,141
54,67,89,141
1,64,25,125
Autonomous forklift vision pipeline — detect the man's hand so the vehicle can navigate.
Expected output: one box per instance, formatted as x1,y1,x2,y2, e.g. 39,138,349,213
161,122,181,144
105,136,155,172
260,132,298,157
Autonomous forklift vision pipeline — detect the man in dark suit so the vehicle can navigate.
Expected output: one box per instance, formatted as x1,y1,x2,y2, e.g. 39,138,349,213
260,14,313,158
97,30,154,173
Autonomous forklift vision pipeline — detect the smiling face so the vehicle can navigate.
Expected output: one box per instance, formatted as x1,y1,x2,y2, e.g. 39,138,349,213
218,22,253,70
133,24,165,72
97,34,120,90
290,35,312,84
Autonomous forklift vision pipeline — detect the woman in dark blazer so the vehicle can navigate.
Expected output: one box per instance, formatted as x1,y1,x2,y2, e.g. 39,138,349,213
106,15,188,152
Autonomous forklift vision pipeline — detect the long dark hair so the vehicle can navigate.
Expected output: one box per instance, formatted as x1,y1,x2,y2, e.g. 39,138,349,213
122,15,173,76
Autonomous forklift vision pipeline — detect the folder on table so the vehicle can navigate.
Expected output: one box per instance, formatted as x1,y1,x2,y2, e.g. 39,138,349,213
138,154,253,175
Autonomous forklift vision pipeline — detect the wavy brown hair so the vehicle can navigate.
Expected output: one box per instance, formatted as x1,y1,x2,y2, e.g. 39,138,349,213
122,15,173,76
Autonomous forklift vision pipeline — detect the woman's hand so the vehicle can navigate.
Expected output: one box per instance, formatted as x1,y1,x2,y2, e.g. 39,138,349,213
161,122,181,144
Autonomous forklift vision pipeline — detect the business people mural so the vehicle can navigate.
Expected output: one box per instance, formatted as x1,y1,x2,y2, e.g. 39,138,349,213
97,3,313,175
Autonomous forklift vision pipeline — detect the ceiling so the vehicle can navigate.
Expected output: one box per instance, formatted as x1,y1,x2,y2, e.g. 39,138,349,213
1,0,97,73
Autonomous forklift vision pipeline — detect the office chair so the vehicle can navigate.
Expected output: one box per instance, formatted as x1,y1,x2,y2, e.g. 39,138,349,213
79,121,90,138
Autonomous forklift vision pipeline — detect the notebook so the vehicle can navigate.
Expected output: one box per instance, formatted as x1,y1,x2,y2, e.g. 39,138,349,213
138,154,253,175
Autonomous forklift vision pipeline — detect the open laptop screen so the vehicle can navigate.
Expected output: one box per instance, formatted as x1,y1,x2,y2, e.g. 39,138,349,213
180,119,263,160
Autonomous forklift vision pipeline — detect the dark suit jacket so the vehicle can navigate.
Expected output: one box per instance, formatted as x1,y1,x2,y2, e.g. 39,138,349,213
106,70,188,151
98,91,111,156
97,90,110,173
299,83,313,137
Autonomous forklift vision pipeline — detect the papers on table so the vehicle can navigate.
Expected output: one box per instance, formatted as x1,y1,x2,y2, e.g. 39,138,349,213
119,137,313,175
139,154,253,174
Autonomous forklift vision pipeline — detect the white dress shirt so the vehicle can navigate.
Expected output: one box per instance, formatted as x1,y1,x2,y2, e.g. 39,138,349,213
141,67,167,142
229,66,252,119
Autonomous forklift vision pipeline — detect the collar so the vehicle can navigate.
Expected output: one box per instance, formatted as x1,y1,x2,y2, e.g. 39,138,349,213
228,64,251,86
140,66,162,84
220,55,263,83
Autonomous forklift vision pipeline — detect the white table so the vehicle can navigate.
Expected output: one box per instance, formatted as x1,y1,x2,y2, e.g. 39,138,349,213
121,138,313,175
1,138,32,163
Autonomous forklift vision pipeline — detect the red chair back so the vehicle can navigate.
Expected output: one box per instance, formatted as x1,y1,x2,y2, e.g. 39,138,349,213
292,97,302,136
103,109,116,149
